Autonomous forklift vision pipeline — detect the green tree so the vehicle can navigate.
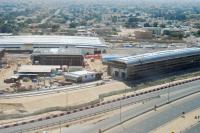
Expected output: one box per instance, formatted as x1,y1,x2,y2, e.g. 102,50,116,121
0,24,13,33
52,24,60,32
125,17,139,28
69,22,77,28
144,23,151,27
160,24,166,28
26,19,33,24
112,16,118,24
196,30,200,36
170,32,184,39
194,23,200,29
153,22,158,27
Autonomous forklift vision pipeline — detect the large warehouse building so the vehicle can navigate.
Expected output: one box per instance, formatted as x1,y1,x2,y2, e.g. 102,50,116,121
0,35,107,54
31,48,84,66
107,48,200,79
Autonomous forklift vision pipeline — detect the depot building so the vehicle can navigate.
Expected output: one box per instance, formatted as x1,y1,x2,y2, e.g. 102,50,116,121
0,35,107,54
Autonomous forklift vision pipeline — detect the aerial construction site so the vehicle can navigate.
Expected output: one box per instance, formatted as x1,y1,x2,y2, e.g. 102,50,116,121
1,1,200,133
0,34,200,133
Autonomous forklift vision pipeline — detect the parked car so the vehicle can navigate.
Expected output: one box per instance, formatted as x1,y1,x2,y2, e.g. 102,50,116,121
123,43,133,48
4,78,16,84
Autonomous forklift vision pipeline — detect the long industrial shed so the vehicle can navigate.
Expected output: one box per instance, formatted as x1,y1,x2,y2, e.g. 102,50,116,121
0,35,107,54
107,48,200,79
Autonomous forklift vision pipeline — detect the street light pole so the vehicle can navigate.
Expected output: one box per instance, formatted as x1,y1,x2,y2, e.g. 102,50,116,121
120,97,122,122
167,68,171,103
120,88,126,123
66,91,68,108
168,83,170,102
59,121,61,133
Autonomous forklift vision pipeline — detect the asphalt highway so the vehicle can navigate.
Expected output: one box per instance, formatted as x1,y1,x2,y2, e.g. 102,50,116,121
59,80,200,133
1,80,199,133
105,92,200,133
185,123,200,133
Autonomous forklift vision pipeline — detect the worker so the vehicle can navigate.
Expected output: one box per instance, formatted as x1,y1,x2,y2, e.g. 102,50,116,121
154,105,157,111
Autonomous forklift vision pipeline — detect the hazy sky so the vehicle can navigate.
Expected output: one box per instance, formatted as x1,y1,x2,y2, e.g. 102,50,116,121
0,0,199,3
0,0,200,6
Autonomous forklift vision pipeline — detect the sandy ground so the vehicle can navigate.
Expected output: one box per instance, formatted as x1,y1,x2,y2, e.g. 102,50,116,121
0,65,16,91
0,54,113,117
118,28,136,37
0,81,128,114
151,107,200,133
85,58,108,78
0,53,31,91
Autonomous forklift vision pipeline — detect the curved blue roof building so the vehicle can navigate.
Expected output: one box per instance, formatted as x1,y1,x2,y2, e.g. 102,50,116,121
107,48,200,79
113,48,200,65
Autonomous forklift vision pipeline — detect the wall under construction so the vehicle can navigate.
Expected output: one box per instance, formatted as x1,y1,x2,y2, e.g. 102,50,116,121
0,48,5,68
0,48,5,59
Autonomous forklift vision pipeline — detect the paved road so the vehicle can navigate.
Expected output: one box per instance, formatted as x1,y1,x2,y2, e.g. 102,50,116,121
1,80,200,133
32,80,200,133
104,92,200,133
0,88,159,133
40,9,61,24
184,123,200,133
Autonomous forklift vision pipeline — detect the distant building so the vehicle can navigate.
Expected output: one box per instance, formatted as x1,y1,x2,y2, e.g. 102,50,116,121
118,29,136,37
31,48,84,66
0,33,13,36
76,29,95,37
144,27,162,36
161,28,183,35
134,29,153,40
119,28,153,39
64,70,102,83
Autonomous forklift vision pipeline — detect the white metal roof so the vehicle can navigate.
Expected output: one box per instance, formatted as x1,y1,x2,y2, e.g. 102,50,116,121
32,48,83,55
18,65,60,73
0,35,106,47
64,70,96,78
112,47,200,65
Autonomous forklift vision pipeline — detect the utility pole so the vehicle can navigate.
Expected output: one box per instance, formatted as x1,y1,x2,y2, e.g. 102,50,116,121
167,82,170,102
167,68,171,103
120,97,122,123
66,91,68,107
120,88,126,123
59,121,61,133
43,76,45,86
